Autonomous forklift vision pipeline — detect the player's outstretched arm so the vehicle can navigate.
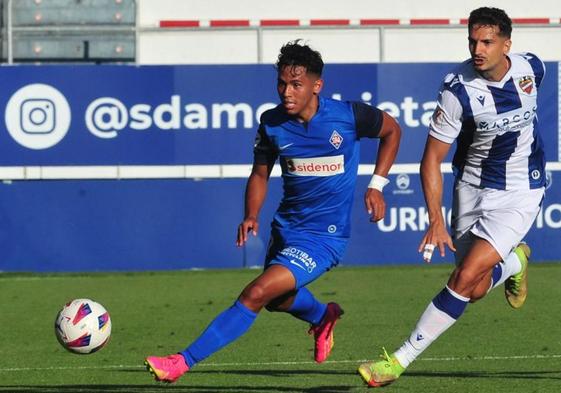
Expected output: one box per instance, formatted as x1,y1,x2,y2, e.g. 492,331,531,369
365,112,401,222
418,135,455,262
236,162,271,247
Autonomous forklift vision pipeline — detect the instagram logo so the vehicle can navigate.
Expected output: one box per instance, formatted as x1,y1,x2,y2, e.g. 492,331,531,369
5,84,71,149
20,98,56,134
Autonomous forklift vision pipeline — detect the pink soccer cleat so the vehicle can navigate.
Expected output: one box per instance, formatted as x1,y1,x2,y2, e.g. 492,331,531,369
144,354,189,383
308,302,344,363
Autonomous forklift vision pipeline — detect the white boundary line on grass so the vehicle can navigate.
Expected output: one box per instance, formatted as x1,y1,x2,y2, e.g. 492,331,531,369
1,353,560,372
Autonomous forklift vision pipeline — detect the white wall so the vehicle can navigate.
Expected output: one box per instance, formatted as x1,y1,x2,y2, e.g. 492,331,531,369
136,0,561,64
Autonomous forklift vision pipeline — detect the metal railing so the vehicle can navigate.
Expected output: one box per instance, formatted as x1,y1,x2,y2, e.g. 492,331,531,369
3,0,136,63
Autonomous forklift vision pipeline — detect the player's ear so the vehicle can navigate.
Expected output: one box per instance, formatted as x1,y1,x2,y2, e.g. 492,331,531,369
503,38,512,54
313,78,323,95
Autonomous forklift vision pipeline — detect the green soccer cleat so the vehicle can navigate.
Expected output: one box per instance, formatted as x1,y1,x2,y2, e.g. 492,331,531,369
505,242,531,309
358,348,405,388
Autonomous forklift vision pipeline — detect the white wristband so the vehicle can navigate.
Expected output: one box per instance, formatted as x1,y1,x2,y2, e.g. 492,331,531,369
368,174,390,191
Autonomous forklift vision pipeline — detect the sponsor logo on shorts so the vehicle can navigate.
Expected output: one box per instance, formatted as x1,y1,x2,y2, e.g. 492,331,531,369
280,247,317,273
286,155,344,177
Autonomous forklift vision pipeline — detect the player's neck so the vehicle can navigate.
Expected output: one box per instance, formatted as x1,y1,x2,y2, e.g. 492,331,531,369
295,96,320,123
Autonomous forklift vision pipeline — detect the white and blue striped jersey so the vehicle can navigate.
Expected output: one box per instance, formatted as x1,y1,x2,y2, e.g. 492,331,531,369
254,96,383,238
429,52,546,190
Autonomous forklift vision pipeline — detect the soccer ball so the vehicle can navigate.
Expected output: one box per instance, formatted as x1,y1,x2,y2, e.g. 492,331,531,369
54,298,112,354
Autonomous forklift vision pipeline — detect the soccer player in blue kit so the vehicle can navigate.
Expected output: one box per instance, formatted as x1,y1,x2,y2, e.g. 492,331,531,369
145,40,401,383
359,7,547,387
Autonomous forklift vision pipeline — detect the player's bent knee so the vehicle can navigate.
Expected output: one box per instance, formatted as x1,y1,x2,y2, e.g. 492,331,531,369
453,268,484,289
264,303,280,312
239,284,268,309
264,291,296,313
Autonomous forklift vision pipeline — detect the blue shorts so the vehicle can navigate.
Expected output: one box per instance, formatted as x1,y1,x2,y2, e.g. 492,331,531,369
264,227,348,288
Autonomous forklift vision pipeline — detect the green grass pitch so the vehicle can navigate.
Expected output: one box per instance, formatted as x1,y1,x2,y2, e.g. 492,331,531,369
1,263,560,392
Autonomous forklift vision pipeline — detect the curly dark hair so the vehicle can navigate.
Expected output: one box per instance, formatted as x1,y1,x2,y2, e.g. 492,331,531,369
276,40,324,77
468,7,512,38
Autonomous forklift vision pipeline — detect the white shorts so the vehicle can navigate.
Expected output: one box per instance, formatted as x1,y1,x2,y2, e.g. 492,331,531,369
452,180,544,263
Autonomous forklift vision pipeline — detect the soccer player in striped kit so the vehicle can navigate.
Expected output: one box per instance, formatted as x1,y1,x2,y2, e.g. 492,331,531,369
359,7,547,387
145,40,401,383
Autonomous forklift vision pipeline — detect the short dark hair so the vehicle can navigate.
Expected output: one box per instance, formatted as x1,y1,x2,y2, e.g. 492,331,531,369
276,40,324,77
468,7,512,38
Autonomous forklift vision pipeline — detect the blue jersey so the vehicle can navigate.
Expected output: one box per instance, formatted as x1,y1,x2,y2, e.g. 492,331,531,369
254,96,383,238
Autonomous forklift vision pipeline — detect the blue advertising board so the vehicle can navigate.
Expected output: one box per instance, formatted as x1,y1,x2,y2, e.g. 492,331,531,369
1,63,557,166
0,63,559,272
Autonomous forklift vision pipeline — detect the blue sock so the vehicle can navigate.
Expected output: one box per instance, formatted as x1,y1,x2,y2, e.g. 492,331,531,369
432,286,469,319
180,300,257,368
490,263,503,289
286,287,327,325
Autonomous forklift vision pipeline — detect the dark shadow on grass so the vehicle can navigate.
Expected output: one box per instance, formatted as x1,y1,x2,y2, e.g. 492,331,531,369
118,368,355,377
407,369,561,380
0,385,356,393
6,370,558,392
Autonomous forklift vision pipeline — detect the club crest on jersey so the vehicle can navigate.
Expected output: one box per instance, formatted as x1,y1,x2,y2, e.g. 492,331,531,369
519,76,534,94
329,130,343,149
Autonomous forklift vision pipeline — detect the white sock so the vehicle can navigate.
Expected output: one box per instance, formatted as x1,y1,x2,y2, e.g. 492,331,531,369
394,287,469,368
488,250,522,292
